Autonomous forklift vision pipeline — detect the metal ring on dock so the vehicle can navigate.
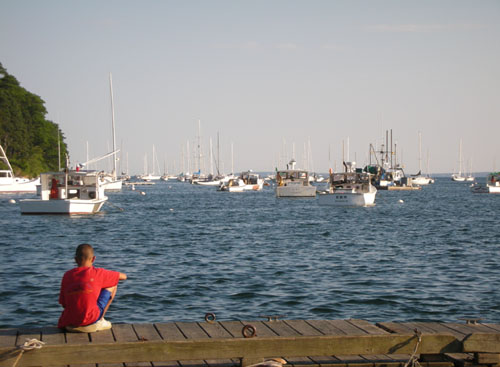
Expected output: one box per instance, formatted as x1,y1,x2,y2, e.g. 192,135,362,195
205,313,216,323
242,324,257,338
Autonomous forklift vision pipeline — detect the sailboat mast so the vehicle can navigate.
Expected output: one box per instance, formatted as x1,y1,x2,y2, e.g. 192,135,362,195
57,130,61,171
418,131,422,173
109,73,117,179
231,141,234,174
458,138,463,175
217,132,220,176
197,120,202,174
209,137,213,176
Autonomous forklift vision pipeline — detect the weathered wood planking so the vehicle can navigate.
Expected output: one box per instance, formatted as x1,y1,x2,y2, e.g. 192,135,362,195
0,319,499,367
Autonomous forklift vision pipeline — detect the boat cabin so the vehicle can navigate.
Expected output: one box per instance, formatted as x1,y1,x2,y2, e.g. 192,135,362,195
276,170,309,186
40,171,103,201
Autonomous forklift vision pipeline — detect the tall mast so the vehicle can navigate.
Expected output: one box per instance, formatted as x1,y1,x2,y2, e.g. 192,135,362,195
57,130,61,171
197,120,202,174
458,138,463,176
109,73,117,179
209,137,213,175
418,131,422,173
231,141,234,174
217,132,220,175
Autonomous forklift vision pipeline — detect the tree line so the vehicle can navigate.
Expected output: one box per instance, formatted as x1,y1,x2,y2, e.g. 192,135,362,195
0,62,68,178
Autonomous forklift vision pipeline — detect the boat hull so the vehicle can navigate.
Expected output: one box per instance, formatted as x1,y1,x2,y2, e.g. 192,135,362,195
318,191,376,207
101,179,123,191
412,176,433,185
19,198,107,214
276,185,316,197
488,185,500,194
0,178,40,193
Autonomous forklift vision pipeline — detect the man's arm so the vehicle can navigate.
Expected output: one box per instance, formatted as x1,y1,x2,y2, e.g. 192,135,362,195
119,272,127,280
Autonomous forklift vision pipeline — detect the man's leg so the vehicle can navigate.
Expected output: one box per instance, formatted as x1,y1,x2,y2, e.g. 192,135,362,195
97,286,117,320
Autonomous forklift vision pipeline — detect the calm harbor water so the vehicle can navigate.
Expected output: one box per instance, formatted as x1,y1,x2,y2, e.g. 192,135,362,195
1,177,499,329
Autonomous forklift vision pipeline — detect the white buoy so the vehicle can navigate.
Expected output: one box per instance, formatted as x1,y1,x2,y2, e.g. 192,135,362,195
9,199,16,204
131,185,135,191
169,208,174,211
140,191,146,196
399,199,404,203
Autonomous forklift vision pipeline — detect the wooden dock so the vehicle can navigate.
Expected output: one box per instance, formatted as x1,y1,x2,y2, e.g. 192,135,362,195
1,318,499,367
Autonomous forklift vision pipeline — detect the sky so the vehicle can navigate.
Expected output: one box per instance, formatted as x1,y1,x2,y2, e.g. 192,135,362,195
1,0,499,175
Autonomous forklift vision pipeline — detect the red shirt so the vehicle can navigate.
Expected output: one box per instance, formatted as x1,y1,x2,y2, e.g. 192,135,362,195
58,266,120,328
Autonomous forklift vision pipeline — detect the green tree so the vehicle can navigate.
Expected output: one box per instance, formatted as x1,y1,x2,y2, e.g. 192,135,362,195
0,63,68,177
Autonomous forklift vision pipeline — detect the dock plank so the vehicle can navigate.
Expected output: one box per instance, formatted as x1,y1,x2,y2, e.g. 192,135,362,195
113,323,138,342
347,320,388,335
306,320,346,335
308,355,343,367
328,320,367,335
376,322,414,334
263,320,301,337
199,322,233,339
132,324,162,367
112,323,149,367
242,320,278,337
218,321,246,338
481,323,500,332
175,321,213,367
40,327,66,367
156,322,186,340
0,328,18,347
283,320,324,336
65,329,94,367
411,322,466,339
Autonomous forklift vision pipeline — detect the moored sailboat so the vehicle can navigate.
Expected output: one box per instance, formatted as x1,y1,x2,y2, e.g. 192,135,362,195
0,144,40,193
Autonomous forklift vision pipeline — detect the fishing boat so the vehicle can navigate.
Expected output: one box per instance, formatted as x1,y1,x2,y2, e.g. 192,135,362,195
275,159,316,198
218,171,263,192
19,169,107,214
0,144,40,193
318,162,377,207
366,130,420,190
486,172,500,193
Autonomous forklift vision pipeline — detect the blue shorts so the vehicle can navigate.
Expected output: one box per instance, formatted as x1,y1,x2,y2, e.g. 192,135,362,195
96,289,112,320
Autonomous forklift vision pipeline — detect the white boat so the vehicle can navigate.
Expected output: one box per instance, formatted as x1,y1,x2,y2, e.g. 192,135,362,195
318,162,377,207
0,144,40,193
19,170,107,214
218,171,263,192
411,132,433,185
487,172,500,193
451,139,467,182
275,159,316,198
139,146,162,181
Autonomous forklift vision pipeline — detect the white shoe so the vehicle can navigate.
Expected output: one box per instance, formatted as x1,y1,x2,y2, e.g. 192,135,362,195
95,318,112,331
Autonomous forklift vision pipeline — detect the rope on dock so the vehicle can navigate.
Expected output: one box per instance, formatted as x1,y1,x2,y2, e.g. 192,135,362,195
403,329,422,367
11,339,45,367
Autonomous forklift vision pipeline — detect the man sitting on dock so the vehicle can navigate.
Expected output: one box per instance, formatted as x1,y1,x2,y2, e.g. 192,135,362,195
58,243,127,332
